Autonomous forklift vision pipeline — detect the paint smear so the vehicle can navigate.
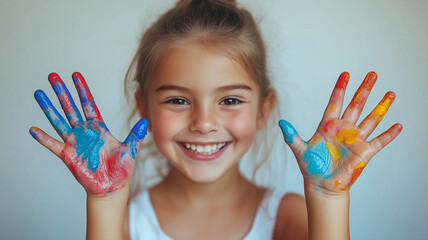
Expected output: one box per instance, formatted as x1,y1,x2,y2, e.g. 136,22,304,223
342,161,366,190
334,180,343,189
73,121,107,172
302,142,331,178
335,128,360,145
323,119,338,134
350,71,377,109
367,92,394,124
334,72,350,90
326,141,341,161
279,120,298,144
330,103,336,113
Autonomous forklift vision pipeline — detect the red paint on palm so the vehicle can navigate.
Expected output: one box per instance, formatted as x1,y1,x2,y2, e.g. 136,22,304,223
63,141,133,196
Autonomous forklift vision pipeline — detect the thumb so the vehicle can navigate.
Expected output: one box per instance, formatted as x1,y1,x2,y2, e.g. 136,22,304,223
278,119,306,158
122,119,148,158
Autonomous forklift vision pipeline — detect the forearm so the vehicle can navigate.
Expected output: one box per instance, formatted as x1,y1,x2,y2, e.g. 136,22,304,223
86,185,129,240
304,183,350,240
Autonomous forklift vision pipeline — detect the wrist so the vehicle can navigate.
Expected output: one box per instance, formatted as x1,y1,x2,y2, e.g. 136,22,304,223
86,184,130,240
304,181,349,201
304,181,350,240
87,184,130,202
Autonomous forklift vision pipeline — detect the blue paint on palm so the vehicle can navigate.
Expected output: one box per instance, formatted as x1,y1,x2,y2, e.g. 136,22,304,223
339,145,348,158
73,121,107,172
302,142,332,178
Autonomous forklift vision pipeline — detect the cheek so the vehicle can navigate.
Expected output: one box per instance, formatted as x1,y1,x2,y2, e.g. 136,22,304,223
224,107,258,144
149,109,184,153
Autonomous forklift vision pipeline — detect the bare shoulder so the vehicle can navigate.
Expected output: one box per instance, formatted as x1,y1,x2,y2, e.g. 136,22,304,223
273,193,308,240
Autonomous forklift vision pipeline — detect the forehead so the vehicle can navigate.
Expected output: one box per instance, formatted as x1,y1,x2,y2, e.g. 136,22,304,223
149,43,259,93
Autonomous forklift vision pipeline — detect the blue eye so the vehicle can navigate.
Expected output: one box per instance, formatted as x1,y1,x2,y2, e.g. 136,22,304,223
220,97,242,105
166,98,189,105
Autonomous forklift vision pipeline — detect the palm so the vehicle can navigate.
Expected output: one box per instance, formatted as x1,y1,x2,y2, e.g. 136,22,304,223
280,72,402,192
30,72,147,196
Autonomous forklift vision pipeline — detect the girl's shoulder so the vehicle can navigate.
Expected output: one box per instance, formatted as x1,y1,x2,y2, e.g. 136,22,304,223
273,192,308,240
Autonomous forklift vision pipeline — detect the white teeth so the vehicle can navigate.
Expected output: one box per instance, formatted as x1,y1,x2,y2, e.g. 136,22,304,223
204,145,211,152
183,142,226,155
196,146,204,153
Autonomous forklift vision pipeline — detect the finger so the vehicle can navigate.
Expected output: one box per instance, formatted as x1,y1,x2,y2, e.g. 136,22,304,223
48,73,84,127
72,72,104,122
34,90,71,140
341,71,377,123
29,126,65,158
359,91,395,139
321,72,350,120
368,123,402,156
278,120,307,159
122,119,149,160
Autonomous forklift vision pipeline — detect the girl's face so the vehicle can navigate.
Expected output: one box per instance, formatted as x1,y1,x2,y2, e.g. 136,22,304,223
141,43,271,183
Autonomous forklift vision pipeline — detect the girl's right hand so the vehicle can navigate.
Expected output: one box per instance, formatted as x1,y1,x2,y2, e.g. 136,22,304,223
30,72,148,197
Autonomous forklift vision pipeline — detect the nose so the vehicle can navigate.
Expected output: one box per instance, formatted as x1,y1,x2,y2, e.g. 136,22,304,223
189,104,219,134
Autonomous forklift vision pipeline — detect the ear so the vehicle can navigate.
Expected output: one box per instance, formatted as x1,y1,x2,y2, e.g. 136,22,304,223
256,90,276,130
134,91,151,131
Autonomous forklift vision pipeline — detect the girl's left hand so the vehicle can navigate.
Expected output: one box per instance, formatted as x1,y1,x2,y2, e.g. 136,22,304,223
279,72,402,193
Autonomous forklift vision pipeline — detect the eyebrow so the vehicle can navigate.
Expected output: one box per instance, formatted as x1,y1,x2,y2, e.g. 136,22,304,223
155,84,252,93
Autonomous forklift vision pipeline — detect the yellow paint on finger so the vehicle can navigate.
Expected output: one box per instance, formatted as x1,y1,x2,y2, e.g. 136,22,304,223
330,103,336,113
367,93,394,124
326,141,341,161
335,128,360,145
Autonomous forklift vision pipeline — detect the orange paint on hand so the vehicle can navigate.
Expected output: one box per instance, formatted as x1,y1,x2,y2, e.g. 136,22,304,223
342,161,366,190
334,180,343,189
326,141,341,161
350,71,377,108
367,91,395,124
335,72,350,90
323,119,338,133
335,128,360,145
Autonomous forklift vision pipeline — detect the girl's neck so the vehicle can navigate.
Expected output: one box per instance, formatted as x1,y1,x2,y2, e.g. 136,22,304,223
153,164,261,207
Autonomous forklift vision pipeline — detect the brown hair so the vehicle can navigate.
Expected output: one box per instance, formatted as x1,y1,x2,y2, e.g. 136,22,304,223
125,0,280,197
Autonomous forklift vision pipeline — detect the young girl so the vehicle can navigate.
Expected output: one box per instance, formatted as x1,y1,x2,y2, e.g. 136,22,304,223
29,0,402,239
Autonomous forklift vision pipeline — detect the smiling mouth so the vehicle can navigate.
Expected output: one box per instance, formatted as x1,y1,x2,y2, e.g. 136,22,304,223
181,142,227,155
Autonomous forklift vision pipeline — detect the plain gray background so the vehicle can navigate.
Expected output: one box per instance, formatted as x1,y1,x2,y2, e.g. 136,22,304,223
1,0,427,239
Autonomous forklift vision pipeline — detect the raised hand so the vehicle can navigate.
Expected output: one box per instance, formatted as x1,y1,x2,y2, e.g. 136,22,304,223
30,72,148,197
279,72,402,192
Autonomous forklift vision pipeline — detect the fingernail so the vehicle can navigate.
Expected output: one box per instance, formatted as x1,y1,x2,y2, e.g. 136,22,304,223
335,72,350,90
34,90,51,109
132,119,148,140
72,72,83,82
29,128,40,141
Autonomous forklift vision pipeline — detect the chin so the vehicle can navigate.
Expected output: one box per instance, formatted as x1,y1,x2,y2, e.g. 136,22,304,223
178,164,228,183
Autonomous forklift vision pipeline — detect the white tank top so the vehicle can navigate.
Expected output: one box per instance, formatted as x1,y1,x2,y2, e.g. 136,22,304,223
129,188,285,240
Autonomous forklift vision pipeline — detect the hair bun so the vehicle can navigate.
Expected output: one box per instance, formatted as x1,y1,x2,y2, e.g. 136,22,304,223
175,0,238,7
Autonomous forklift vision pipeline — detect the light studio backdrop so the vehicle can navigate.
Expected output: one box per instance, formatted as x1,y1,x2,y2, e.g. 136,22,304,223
1,0,427,239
